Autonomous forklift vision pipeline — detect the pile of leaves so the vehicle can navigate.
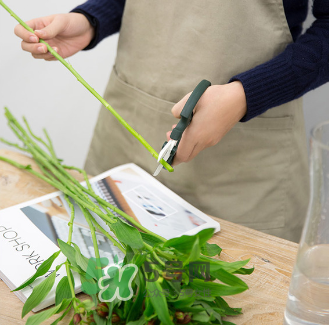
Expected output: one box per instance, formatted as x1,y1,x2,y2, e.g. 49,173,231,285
0,108,253,325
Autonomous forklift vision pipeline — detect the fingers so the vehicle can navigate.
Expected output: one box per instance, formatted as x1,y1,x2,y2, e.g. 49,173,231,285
171,126,201,166
14,20,40,43
171,92,191,118
34,15,67,40
21,41,47,54
31,51,58,61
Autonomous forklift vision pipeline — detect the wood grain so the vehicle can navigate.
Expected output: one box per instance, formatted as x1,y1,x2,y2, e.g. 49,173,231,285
0,149,297,324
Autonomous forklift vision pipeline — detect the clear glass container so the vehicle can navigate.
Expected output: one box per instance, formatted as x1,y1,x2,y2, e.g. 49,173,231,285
284,121,329,325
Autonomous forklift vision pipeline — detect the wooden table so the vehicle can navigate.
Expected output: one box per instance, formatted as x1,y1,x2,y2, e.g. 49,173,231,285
0,149,298,324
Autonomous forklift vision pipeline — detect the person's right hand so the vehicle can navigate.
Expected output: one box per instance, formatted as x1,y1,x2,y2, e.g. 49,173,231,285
14,13,95,60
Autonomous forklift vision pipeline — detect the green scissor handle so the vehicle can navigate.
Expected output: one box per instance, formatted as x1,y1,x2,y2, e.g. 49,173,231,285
164,79,211,165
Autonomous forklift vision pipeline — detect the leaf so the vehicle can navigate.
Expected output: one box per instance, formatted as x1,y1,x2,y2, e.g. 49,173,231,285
192,311,210,322
13,251,60,291
57,240,78,268
233,267,255,275
212,268,248,289
184,236,201,265
168,291,195,309
50,305,72,325
163,228,215,253
189,278,248,297
92,311,107,325
215,296,242,316
200,242,222,257
22,267,59,317
25,299,71,325
146,281,174,325
72,243,89,272
126,316,146,325
140,233,163,246
127,270,145,322
111,218,144,250
55,275,73,306
205,257,250,273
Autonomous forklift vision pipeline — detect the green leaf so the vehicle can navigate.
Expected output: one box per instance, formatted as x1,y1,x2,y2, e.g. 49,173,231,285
72,243,89,272
57,240,78,268
50,305,72,325
25,299,71,325
146,281,174,325
189,278,248,297
111,218,144,250
22,267,59,318
215,296,242,316
212,268,248,289
192,311,210,322
233,267,255,275
205,257,250,273
168,291,195,309
13,251,60,292
184,236,201,265
140,233,163,246
92,311,107,325
200,242,222,257
126,315,146,325
164,228,215,253
127,271,145,322
55,275,73,306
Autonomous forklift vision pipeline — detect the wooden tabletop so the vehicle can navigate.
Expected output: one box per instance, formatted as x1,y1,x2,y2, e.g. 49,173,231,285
0,149,298,325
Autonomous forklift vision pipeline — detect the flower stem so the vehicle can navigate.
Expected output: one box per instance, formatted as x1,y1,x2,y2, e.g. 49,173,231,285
0,0,174,173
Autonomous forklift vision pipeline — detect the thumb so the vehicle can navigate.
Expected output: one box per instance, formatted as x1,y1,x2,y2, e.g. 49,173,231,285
171,92,191,119
34,16,66,39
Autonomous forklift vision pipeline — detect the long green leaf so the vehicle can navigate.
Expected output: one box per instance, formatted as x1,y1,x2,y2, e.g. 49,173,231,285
212,269,248,289
164,228,214,253
22,266,60,318
13,251,60,292
111,218,144,250
25,299,71,325
55,276,73,306
146,281,174,325
189,278,247,297
58,240,77,265
72,242,89,272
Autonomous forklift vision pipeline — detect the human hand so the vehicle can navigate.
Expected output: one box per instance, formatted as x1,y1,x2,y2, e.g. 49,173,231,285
167,81,247,166
14,13,95,60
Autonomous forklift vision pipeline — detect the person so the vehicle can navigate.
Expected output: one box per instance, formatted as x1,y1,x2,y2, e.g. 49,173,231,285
14,0,329,242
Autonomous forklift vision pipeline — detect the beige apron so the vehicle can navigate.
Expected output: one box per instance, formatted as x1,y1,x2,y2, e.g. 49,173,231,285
85,0,309,242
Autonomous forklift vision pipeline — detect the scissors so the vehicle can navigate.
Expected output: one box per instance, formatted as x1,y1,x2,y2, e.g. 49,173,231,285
153,79,211,176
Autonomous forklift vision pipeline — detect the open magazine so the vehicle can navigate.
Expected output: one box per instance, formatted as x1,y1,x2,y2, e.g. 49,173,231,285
0,163,220,312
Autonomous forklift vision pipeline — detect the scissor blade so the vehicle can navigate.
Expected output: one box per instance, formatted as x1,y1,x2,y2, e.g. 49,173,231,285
154,142,176,177
158,140,177,162
153,163,163,177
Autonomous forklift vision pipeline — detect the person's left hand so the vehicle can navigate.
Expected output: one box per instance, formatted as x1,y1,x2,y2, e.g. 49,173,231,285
167,81,247,166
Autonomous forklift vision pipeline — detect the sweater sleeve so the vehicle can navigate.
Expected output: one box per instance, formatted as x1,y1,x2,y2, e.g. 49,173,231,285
230,0,329,122
71,0,126,50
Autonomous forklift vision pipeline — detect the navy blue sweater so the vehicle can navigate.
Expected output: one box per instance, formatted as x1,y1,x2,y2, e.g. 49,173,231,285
72,0,329,121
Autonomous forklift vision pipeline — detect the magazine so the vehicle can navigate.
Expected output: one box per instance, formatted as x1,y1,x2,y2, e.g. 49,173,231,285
0,163,220,312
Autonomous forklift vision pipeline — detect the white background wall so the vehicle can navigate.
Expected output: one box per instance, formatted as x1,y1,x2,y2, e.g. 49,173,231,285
0,1,328,168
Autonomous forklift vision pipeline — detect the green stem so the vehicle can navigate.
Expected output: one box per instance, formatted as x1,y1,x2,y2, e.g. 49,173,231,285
63,194,75,245
65,262,77,311
5,108,165,241
0,0,173,173
0,138,28,152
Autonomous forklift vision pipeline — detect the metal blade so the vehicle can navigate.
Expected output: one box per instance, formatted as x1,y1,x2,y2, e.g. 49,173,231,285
153,163,163,177
154,141,176,177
